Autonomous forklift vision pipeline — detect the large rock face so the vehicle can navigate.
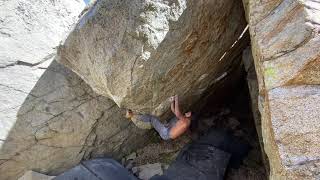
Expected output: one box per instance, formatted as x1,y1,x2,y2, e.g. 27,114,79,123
0,1,150,180
0,61,150,180
57,0,247,115
244,0,320,179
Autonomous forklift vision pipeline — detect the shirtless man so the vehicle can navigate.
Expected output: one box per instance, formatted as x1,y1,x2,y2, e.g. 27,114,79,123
126,95,191,140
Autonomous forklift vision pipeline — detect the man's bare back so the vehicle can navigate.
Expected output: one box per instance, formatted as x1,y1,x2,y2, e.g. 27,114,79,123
126,95,192,140
168,95,191,139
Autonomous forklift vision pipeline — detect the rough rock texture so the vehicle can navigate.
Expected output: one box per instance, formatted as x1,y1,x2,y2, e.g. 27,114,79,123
0,1,151,180
244,0,320,179
136,163,163,180
0,60,151,180
57,0,248,116
0,0,83,67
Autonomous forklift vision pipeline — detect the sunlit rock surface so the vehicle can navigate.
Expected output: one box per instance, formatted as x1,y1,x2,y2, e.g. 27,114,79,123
244,0,320,179
0,1,83,179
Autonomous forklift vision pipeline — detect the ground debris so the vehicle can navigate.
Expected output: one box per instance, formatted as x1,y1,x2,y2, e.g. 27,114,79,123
123,87,267,180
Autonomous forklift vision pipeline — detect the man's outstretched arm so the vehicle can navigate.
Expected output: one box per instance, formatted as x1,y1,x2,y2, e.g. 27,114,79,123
174,95,184,119
170,96,175,115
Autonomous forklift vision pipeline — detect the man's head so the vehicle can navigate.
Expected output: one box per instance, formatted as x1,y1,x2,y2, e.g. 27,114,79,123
185,111,192,118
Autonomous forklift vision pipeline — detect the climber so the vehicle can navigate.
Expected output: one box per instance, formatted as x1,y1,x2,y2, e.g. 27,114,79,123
125,95,191,140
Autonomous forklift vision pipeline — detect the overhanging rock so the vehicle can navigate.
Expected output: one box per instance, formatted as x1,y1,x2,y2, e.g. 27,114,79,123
57,0,248,116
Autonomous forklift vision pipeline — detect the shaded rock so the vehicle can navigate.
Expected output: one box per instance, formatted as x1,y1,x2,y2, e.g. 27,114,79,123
162,164,170,171
132,166,139,175
244,0,320,179
219,108,231,116
242,47,269,172
137,163,163,180
18,171,54,180
227,117,240,130
126,160,134,170
57,0,248,116
121,158,126,165
202,117,216,127
226,166,266,180
0,61,151,180
126,152,137,161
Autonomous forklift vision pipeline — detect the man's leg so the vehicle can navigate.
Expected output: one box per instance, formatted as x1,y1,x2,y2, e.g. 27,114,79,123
149,116,171,140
